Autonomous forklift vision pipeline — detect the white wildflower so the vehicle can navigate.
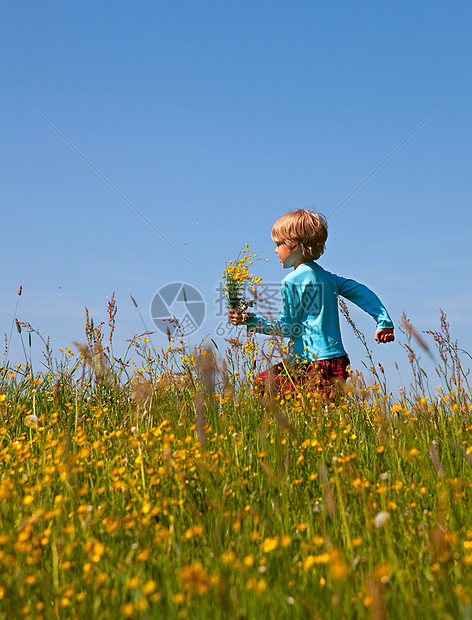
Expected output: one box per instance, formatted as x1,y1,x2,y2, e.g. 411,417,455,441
374,511,390,528
25,414,39,427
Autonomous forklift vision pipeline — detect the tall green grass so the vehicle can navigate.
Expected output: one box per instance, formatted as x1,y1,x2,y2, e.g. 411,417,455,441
0,308,471,619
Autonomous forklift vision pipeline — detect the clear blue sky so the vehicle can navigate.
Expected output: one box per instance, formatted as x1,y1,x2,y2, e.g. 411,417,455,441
1,1,471,389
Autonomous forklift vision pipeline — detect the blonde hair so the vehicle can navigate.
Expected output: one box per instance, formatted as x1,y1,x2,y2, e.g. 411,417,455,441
271,209,328,260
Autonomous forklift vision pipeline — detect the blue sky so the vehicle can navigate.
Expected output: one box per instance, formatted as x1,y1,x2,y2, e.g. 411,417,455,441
1,1,471,390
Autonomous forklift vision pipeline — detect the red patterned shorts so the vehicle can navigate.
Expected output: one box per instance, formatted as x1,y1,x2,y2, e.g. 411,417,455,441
253,355,350,395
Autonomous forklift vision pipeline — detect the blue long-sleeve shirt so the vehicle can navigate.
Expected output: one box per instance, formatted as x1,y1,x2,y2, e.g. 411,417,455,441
246,262,394,363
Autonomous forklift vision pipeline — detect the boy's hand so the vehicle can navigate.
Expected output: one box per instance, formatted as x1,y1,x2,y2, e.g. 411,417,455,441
228,309,246,326
375,328,394,343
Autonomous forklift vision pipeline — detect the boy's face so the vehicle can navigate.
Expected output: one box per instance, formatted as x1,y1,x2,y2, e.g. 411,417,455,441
274,241,299,269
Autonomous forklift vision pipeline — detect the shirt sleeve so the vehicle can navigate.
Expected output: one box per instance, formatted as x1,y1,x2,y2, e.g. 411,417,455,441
246,280,301,337
333,275,394,329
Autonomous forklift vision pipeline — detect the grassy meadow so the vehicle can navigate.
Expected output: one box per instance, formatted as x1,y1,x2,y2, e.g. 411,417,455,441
1,304,472,619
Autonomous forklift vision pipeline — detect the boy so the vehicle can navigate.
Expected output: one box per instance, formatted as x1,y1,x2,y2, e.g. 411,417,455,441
228,209,394,393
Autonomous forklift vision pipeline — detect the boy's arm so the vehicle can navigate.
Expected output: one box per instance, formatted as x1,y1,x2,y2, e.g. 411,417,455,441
228,281,302,338
334,275,394,332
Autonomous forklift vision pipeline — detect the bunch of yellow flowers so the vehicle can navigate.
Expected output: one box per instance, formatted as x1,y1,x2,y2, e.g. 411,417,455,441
222,245,266,319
